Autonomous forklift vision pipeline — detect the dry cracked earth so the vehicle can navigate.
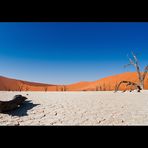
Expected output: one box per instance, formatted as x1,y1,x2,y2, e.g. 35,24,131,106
0,91,148,125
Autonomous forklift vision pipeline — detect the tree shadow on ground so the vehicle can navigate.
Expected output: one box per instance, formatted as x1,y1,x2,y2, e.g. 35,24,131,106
4,100,40,117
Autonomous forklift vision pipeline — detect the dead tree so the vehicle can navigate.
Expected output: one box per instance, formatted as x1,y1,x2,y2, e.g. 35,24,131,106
56,86,58,91
124,51,148,89
18,82,24,91
26,86,29,91
96,85,99,91
61,86,63,91
63,85,66,91
115,82,118,90
114,80,142,92
100,86,102,91
44,86,48,92
103,83,106,91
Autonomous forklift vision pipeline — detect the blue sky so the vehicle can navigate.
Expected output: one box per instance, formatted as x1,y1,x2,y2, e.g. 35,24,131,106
0,22,148,84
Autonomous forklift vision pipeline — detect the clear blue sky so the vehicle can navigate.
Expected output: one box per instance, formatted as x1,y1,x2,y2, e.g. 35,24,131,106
0,22,148,84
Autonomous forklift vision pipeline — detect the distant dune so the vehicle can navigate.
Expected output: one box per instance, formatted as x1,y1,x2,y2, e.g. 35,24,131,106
66,81,91,91
81,72,148,91
0,72,148,91
0,76,58,91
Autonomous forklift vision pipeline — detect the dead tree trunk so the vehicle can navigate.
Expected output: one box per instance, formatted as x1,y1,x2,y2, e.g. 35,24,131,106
114,82,118,92
100,86,102,91
17,81,25,91
142,65,148,89
114,81,142,92
125,52,148,89
0,95,27,113
63,85,66,91
61,86,63,91
103,83,106,91
26,86,29,91
96,86,99,91
44,86,48,92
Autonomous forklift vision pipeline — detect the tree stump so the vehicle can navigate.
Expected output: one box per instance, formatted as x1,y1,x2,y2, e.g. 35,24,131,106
0,95,27,113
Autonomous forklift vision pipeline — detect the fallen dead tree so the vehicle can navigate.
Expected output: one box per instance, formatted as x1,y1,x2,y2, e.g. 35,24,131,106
114,81,142,92
0,95,27,113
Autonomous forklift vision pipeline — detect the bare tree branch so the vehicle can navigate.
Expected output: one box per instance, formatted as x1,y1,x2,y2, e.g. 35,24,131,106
131,51,141,69
127,54,135,66
18,81,24,91
142,65,148,81
131,51,138,63
115,80,141,92
124,63,132,68
129,57,135,66
131,51,142,86
124,54,136,68
124,51,147,89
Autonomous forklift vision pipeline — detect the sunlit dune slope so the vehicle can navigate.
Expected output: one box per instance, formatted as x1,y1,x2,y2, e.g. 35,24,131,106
0,72,148,91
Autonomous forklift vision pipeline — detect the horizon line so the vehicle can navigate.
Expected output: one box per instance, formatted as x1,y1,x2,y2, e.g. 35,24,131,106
0,71,138,86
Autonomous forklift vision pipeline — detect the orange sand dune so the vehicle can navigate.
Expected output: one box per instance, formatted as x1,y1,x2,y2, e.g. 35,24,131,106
0,76,60,91
79,72,148,91
0,72,148,91
66,81,91,91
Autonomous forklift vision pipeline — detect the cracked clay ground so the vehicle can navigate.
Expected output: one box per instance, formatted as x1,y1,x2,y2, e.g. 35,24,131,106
0,91,148,125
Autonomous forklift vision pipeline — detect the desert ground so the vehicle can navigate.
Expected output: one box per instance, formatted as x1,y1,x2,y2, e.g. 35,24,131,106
0,91,148,125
